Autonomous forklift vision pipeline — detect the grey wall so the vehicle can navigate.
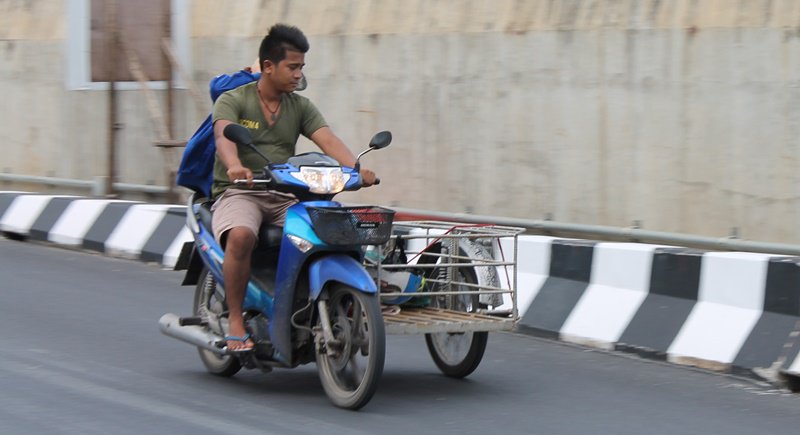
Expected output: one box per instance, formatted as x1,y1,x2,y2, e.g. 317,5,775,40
2,0,800,244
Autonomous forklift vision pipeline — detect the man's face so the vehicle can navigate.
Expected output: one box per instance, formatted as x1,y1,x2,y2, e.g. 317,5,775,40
265,50,305,93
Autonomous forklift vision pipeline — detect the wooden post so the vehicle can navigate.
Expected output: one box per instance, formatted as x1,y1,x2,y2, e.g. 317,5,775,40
123,39,181,203
161,38,206,114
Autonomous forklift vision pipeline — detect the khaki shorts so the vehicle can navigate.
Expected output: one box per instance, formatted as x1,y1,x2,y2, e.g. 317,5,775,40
211,189,297,244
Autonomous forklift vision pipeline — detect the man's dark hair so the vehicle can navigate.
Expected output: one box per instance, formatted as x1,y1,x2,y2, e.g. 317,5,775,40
259,24,310,67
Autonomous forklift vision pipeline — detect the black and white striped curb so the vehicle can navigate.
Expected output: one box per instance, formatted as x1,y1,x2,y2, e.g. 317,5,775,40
505,236,800,386
0,192,190,268
2,191,799,386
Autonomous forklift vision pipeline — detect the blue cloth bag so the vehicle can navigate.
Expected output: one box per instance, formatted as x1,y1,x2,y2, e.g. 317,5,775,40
175,70,261,197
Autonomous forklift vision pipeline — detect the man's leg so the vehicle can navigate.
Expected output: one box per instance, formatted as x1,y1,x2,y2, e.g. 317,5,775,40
211,190,263,352
222,226,257,351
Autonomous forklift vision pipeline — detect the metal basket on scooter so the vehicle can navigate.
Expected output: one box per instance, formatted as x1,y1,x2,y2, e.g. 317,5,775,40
307,206,395,245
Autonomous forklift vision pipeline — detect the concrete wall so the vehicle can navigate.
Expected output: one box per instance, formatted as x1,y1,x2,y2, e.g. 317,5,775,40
3,0,800,243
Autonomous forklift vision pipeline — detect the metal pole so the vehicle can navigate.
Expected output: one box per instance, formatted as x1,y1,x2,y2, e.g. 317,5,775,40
105,0,118,198
164,1,174,141
0,173,170,195
390,206,800,256
164,5,178,204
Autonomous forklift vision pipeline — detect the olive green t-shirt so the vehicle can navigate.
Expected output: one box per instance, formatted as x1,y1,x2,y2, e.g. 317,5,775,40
211,81,327,198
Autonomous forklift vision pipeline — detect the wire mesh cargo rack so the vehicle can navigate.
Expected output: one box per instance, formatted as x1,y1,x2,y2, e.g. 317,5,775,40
366,221,525,335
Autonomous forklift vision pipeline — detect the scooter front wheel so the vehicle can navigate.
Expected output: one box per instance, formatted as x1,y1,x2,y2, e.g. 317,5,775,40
315,284,385,410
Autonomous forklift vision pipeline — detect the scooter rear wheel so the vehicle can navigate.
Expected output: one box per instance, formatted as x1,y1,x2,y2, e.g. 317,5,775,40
315,284,385,410
193,268,242,377
422,245,489,378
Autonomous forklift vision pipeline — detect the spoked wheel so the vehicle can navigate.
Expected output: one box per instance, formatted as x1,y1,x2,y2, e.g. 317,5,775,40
193,268,242,377
315,284,385,410
422,244,489,378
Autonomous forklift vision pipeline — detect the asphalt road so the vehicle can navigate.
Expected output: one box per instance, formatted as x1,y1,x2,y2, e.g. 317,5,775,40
2,237,800,435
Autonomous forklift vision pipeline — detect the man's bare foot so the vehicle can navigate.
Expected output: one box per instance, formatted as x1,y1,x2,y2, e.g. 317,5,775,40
226,322,254,352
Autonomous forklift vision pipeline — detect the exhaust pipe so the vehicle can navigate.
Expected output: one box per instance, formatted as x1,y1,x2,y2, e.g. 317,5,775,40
159,313,227,355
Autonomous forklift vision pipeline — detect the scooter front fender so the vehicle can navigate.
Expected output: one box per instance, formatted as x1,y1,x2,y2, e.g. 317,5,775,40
308,254,377,300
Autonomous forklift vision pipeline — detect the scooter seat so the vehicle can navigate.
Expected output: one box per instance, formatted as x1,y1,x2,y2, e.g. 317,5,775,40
196,201,282,249
257,224,283,249
197,202,214,232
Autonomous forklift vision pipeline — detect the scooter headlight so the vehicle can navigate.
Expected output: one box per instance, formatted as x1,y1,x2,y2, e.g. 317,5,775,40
290,167,350,194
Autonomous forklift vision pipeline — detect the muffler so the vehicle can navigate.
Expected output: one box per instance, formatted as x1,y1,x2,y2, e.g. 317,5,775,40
159,313,227,355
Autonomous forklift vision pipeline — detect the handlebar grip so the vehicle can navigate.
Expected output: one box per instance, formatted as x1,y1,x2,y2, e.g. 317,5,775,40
233,179,271,184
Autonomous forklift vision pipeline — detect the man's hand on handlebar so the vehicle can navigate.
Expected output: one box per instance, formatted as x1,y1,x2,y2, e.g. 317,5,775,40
228,165,254,186
360,168,379,186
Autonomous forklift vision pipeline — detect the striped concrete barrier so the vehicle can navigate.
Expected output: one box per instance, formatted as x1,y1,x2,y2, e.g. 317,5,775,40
2,190,800,388
512,237,800,387
0,192,190,268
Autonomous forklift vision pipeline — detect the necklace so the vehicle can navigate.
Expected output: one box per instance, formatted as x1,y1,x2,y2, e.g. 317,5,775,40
257,85,281,122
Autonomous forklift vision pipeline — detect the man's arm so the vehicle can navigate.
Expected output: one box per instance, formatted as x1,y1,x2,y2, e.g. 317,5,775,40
214,119,253,184
310,126,377,186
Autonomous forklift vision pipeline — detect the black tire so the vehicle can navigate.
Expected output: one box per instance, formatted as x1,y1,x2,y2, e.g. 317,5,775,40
315,284,385,410
193,268,242,377
421,243,489,378
425,329,488,378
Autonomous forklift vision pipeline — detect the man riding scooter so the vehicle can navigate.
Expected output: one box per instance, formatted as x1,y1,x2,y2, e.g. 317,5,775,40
210,23,378,352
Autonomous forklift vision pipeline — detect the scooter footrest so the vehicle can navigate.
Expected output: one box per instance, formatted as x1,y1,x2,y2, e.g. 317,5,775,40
178,316,207,327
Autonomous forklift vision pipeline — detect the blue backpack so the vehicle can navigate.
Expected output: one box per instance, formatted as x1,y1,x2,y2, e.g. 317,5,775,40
175,70,261,197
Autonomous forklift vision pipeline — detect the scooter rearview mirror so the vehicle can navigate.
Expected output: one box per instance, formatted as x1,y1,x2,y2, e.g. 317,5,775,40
355,131,392,172
224,123,272,164
369,131,392,149
223,123,253,146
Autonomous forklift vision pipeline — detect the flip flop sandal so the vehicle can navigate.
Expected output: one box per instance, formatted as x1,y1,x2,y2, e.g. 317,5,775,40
224,333,254,353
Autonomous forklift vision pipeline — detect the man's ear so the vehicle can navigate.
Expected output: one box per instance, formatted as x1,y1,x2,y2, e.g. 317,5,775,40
262,59,274,74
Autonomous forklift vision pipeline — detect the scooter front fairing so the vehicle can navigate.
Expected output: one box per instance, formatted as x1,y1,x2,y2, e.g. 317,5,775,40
268,201,375,362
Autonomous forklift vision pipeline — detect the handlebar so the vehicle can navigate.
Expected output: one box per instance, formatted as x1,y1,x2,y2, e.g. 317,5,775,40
233,179,271,184
233,167,380,192
236,176,379,186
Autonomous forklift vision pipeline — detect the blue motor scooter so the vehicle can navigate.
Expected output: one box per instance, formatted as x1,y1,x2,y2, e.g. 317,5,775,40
160,124,393,410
